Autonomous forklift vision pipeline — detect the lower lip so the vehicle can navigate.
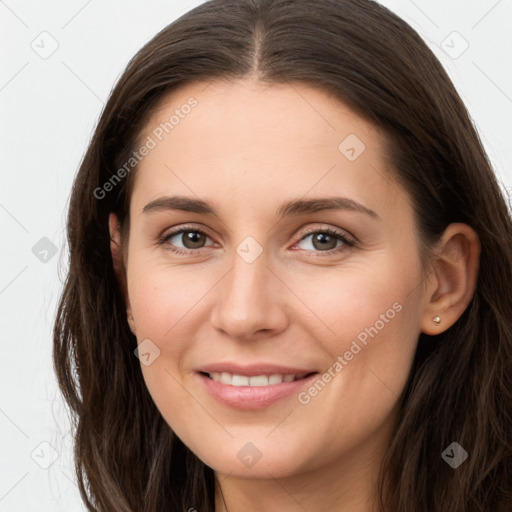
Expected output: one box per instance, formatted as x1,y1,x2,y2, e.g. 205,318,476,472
196,372,318,410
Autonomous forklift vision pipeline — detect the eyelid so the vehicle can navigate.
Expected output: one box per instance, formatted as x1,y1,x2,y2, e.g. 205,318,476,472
161,223,212,237
158,223,215,247
294,223,357,245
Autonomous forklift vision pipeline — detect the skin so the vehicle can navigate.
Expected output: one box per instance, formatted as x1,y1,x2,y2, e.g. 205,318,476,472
109,77,480,511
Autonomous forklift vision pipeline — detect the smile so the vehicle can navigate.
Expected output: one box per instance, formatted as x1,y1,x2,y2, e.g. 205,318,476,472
196,369,319,410
205,371,312,386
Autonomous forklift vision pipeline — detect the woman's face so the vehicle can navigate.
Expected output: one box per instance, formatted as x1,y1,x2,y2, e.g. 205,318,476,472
111,78,431,479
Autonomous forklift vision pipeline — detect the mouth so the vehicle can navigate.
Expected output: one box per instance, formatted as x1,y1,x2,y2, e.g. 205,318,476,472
199,371,317,387
196,367,320,410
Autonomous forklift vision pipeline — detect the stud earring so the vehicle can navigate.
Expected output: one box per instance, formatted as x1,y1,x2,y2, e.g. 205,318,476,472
432,315,441,325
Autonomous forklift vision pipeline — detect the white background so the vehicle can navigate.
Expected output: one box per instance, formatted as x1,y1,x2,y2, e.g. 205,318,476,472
1,0,511,510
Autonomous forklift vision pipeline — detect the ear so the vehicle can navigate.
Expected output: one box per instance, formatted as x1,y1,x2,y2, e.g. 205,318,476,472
420,223,481,335
109,213,136,335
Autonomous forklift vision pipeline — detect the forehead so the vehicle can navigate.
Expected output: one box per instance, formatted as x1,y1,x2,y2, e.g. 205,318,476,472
141,77,382,160
129,78,408,221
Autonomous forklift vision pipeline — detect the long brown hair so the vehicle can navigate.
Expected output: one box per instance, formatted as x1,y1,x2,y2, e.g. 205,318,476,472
53,0,512,510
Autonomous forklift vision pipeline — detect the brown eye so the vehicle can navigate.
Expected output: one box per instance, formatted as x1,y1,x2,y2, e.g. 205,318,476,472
159,227,214,254
295,228,355,255
310,232,338,251
179,231,207,249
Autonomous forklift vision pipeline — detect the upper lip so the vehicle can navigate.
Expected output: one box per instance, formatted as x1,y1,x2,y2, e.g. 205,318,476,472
198,362,318,377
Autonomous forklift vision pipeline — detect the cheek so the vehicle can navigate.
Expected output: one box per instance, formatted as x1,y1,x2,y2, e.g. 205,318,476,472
126,262,211,415
297,249,423,389
300,252,419,338
127,251,213,332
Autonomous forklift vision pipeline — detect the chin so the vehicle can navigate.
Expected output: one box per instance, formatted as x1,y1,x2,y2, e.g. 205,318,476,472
193,438,316,479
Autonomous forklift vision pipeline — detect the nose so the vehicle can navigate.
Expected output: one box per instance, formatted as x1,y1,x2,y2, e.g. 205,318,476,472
209,249,289,341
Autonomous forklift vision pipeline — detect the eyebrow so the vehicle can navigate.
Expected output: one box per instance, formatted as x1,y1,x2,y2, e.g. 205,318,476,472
141,195,380,219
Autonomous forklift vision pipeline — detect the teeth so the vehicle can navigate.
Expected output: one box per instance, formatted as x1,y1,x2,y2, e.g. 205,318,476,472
249,375,269,386
232,374,249,386
268,374,283,385
208,372,303,386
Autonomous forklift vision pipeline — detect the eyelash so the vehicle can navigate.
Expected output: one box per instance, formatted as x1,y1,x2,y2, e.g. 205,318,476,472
157,224,356,257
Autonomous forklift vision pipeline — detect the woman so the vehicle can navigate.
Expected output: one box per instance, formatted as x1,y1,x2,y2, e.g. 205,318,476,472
53,0,512,510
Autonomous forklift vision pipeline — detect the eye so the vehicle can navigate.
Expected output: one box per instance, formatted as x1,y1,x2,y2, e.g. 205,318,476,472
158,226,215,255
158,224,356,257
293,227,355,256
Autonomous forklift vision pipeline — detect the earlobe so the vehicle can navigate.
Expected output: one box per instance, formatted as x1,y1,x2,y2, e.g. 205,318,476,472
420,223,481,335
109,213,136,335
